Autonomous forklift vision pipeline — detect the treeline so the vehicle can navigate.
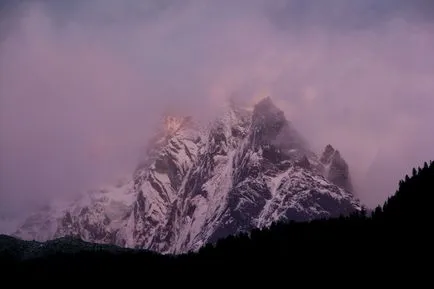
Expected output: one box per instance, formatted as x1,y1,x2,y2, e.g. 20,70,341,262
2,161,433,280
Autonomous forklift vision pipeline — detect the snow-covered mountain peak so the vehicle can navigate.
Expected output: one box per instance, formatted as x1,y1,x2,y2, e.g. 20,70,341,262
14,96,361,253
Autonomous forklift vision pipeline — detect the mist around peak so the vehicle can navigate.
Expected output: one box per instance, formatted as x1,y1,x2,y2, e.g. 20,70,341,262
1,0,434,231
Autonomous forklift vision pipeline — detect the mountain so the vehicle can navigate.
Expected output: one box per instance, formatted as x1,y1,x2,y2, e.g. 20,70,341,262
14,97,360,253
5,161,432,282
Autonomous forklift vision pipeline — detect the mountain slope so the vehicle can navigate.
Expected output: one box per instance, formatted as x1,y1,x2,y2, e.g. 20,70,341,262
14,97,360,253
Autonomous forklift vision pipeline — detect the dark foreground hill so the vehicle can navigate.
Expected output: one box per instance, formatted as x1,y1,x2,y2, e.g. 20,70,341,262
1,160,433,281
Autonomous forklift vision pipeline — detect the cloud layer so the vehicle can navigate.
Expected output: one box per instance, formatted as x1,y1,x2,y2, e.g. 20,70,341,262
1,0,433,223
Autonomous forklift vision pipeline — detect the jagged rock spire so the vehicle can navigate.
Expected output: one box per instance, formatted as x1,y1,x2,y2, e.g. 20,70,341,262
320,144,336,164
250,96,311,162
320,144,353,192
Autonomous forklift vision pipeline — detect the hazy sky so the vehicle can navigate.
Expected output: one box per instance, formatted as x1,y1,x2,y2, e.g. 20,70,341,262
0,0,433,227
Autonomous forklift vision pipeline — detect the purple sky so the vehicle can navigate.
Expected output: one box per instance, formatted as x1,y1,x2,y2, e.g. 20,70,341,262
1,0,434,227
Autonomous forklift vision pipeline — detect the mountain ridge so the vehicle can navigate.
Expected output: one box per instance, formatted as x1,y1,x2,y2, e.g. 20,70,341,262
14,97,360,253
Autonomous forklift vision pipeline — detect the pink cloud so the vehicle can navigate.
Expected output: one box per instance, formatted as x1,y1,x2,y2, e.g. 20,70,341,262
1,0,433,220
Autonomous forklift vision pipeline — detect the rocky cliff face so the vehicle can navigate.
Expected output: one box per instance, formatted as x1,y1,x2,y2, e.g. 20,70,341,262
15,97,360,254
